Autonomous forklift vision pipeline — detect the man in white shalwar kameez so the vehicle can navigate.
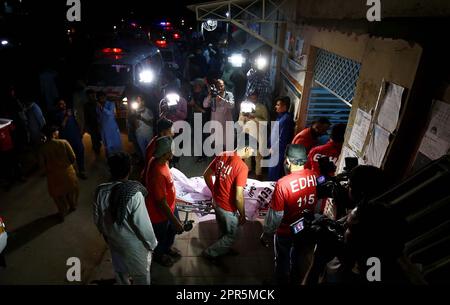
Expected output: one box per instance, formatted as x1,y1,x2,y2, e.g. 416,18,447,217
94,152,157,285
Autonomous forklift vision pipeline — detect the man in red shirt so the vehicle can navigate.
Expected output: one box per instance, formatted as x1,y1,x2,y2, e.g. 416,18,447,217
145,136,184,267
260,144,319,284
305,123,346,176
292,117,330,153
201,138,254,262
141,118,174,181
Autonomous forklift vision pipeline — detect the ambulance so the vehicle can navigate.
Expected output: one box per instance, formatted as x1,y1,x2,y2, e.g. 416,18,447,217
87,39,164,120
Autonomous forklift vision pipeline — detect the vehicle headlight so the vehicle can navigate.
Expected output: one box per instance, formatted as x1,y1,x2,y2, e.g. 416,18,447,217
139,70,154,83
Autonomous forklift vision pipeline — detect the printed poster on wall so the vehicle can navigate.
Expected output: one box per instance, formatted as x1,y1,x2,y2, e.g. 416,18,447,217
336,145,359,174
364,124,391,167
418,100,450,160
348,108,372,153
376,82,405,133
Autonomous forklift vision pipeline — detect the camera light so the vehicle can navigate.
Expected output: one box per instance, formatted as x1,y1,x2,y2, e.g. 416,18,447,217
228,53,244,67
122,97,128,102
240,100,256,113
1,40,9,46
255,56,268,70
166,93,180,106
131,101,139,110
139,69,154,83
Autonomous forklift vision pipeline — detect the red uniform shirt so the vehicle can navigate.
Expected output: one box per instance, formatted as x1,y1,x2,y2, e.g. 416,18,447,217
0,123,14,152
145,157,176,224
305,140,342,176
269,169,318,236
141,136,158,180
209,152,249,212
291,127,316,153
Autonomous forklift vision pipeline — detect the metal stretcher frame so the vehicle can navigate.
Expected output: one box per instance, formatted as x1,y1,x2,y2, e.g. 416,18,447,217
176,198,215,217
176,197,269,220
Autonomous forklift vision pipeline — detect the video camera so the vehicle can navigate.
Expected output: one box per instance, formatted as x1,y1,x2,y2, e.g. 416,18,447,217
210,84,219,98
290,210,345,251
316,156,358,200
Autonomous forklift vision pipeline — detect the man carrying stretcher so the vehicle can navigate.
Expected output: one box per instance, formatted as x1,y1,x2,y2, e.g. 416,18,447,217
201,136,254,263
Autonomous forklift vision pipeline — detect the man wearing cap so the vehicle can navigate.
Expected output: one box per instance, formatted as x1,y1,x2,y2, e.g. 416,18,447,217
145,136,184,267
201,137,254,262
260,144,319,284
140,118,174,182
292,117,331,154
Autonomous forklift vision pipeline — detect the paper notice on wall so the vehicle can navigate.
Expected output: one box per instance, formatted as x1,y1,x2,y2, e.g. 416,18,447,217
376,82,404,133
336,145,358,175
348,109,372,153
364,124,391,167
418,100,450,160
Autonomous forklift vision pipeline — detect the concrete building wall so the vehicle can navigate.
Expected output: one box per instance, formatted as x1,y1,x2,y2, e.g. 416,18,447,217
280,22,424,181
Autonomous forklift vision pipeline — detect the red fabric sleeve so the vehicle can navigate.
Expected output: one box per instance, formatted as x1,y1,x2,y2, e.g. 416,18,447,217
270,182,285,212
208,156,218,173
152,170,167,202
234,162,248,187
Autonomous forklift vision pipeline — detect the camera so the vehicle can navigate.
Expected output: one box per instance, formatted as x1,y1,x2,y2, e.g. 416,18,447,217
316,157,358,200
210,84,219,98
315,156,358,219
290,210,345,250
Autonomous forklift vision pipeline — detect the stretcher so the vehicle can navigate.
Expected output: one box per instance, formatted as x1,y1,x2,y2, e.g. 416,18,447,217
171,168,275,223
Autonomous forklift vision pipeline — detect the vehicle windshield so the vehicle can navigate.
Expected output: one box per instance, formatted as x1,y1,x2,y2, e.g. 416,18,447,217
160,50,174,62
87,64,132,86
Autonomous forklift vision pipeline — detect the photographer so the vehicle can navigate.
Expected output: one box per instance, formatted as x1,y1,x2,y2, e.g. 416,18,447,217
203,79,235,150
238,90,269,180
260,144,319,284
188,78,209,163
127,95,154,161
159,92,187,124
304,202,409,284
303,165,409,284
159,92,187,167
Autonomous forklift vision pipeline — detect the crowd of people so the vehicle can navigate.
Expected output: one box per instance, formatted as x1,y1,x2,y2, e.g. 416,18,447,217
0,39,410,286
